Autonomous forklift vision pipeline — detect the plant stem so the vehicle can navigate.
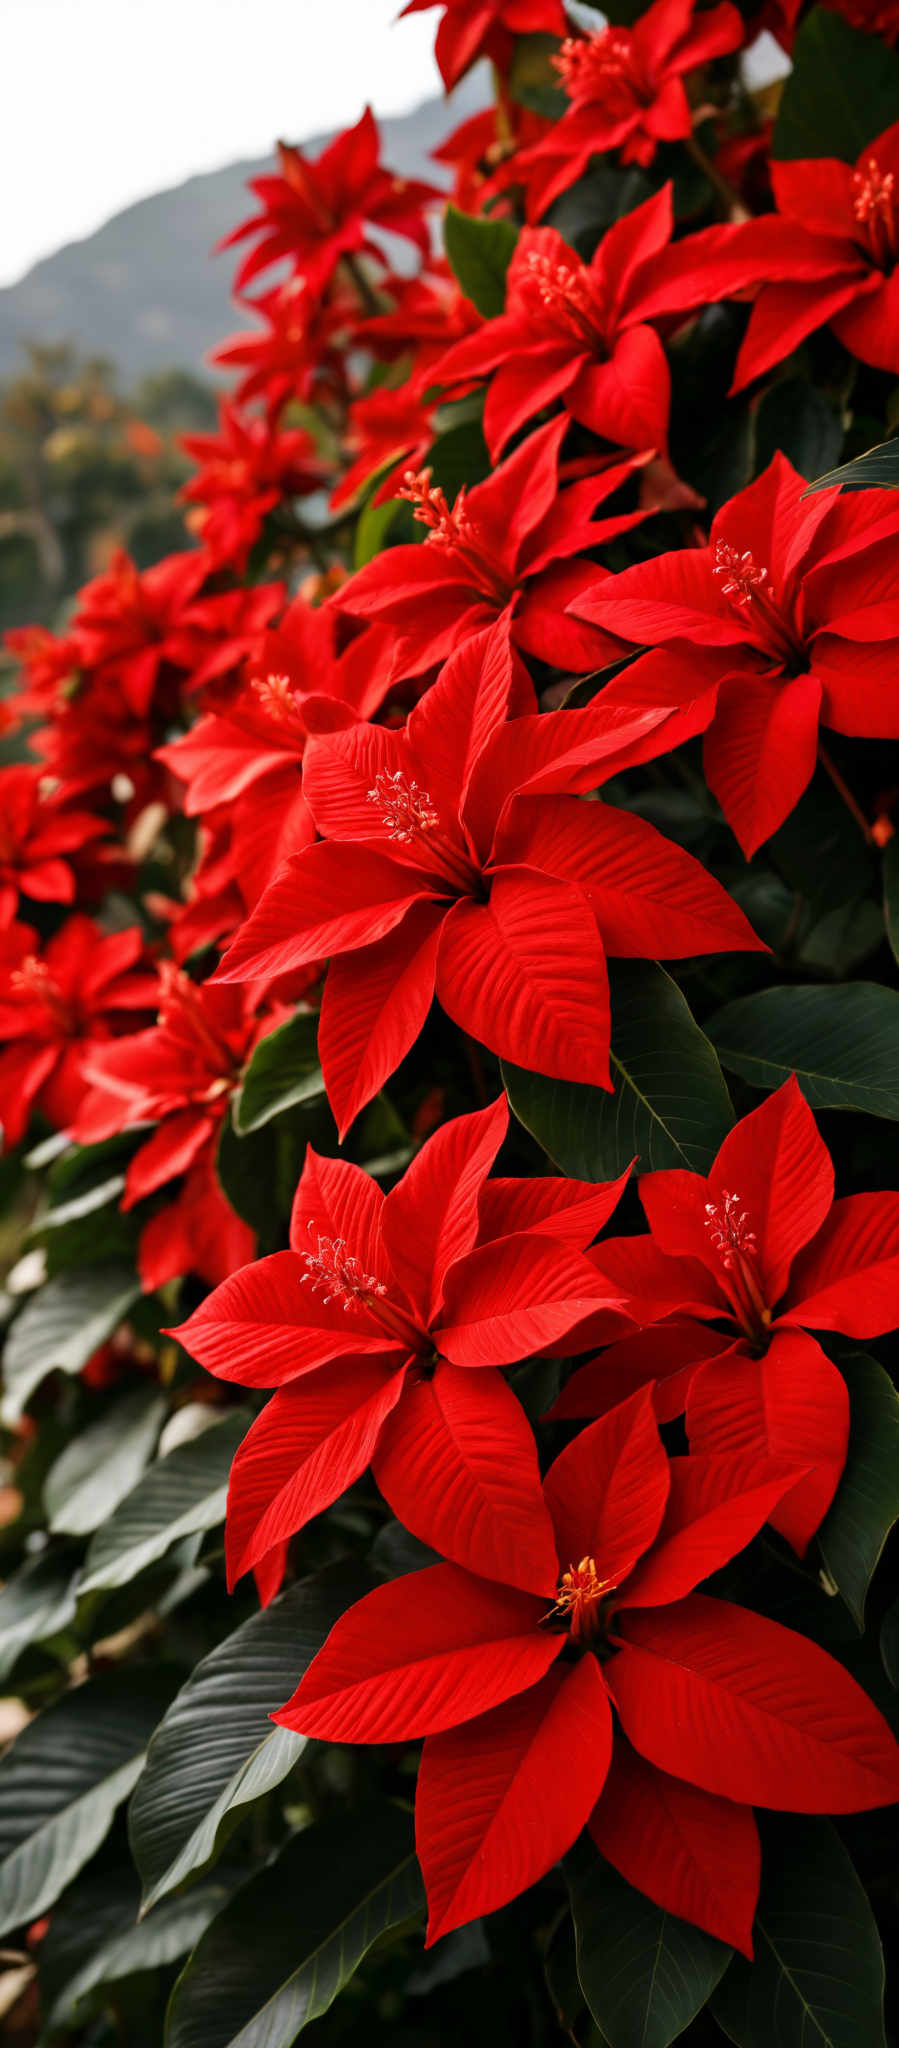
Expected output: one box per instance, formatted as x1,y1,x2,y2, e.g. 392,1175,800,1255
340,251,382,317
818,741,874,844
686,132,750,220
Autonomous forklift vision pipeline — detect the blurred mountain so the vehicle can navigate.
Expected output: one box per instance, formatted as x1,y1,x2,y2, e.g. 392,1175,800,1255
0,80,486,384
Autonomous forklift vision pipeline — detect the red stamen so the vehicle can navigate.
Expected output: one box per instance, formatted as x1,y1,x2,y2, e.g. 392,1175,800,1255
713,540,807,669
547,1556,615,1643
397,468,513,607
852,158,898,269
301,1220,425,1348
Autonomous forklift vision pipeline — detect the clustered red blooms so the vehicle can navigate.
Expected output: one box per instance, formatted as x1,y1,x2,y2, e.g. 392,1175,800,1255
3,0,899,1971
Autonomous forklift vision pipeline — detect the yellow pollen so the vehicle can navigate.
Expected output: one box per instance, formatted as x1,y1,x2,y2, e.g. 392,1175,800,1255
550,1556,614,1639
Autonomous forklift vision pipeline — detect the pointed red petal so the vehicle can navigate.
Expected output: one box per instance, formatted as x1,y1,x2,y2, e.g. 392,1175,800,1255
289,1144,386,1268
216,845,434,984
623,1449,810,1607
685,1332,848,1555
318,902,445,1140
613,1593,899,1810
476,1163,631,1251
543,1387,670,1585
436,873,612,1088
418,1660,613,1943
547,1322,736,1424
787,1192,899,1337
374,1365,558,1594
437,1233,620,1368
703,670,822,859
382,1097,508,1323
170,1251,402,1387
710,1075,834,1307
226,1365,405,1584
589,1742,759,1958
275,1564,555,1741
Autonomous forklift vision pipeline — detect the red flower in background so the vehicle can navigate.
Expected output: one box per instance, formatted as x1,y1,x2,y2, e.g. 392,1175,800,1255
429,189,678,461
557,1077,899,1552
574,454,899,855
0,918,155,1149
219,109,438,295
179,404,327,570
400,0,567,90
330,389,435,512
725,123,899,386
278,1385,899,1947
173,1097,629,1592
215,630,759,1133
359,265,482,388
0,766,107,927
334,416,649,681
75,967,287,1290
514,0,743,212
211,279,351,418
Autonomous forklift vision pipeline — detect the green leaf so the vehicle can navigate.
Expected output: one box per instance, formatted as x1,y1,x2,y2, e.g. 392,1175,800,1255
130,1563,369,1912
46,1869,230,2034
708,983,899,1118
569,1854,731,2048
504,962,733,1178
884,835,899,966
443,204,518,317
772,8,899,162
880,1596,899,1687
216,1117,284,1239
0,1670,174,1937
165,1803,424,2048
44,1386,166,1536
754,378,843,490
804,436,899,495
2,1267,141,1423
712,1816,886,2048
234,1011,325,1134
817,1352,899,1629
0,1549,79,1683
79,1410,250,1595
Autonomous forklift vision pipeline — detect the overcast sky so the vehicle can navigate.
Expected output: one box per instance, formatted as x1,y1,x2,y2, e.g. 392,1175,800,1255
0,0,441,288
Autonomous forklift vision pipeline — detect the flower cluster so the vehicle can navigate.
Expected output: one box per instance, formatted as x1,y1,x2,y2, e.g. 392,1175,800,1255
2,0,899,2031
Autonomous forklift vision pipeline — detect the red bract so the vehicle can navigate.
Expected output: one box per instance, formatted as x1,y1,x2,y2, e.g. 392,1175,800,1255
574,453,899,855
179,404,327,571
219,110,438,295
330,389,435,512
359,265,482,387
429,190,677,461
214,631,760,1132
172,1096,629,1590
75,967,283,1291
400,0,567,89
211,279,350,419
333,415,650,680
515,0,743,210
725,123,899,386
0,766,107,927
558,1076,899,1552
0,918,155,1149
278,1384,899,1948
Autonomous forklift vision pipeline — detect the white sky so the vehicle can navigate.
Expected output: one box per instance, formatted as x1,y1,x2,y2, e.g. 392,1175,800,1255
0,0,441,288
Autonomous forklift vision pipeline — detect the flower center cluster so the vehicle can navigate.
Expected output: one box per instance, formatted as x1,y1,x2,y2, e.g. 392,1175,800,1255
300,1219,427,1349
553,30,649,110
521,250,608,354
704,1189,771,1340
713,540,807,671
852,158,898,270
10,955,72,1031
548,1556,615,1643
157,962,240,1082
398,468,513,607
249,670,306,734
366,769,439,843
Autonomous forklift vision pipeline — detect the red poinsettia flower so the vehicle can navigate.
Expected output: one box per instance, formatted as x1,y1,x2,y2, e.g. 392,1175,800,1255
432,98,550,216
179,404,327,571
429,189,678,461
400,0,567,90
211,278,351,419
557,1076,899,1553
573,453,899,855
330,389,436,512
75,966,288,1292
0,918,155,1149
333,415,650,681
219,110,438,295
214,631,758,1132
278,1384,899,1949
172,1096,629,1591
729,123,899,387
514,0,743,212
0,766,107,927
359,265,483,389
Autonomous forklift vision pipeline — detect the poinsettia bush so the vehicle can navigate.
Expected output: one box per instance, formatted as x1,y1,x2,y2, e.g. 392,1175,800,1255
2,0,899,2040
